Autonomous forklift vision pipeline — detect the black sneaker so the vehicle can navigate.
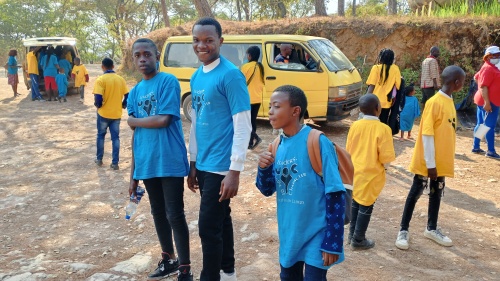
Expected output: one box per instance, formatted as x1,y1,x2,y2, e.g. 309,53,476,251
177,272,193,281
148,258,179,280
351,238,375,250
63,98,67,102
110,163,119,170
94,159,103,167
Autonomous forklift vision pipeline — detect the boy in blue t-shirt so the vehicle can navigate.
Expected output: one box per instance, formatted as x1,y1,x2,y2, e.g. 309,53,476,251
55,68,68,102
256,85,346,280
126,38,192,281
187,17,252,281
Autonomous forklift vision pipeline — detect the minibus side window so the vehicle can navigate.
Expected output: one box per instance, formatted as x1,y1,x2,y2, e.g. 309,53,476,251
266,43,308,71
220,44,262,68
165,43,201,68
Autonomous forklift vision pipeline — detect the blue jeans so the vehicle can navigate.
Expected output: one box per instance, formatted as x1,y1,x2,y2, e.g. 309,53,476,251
473,103,499,153
30,74,42,99
280,262,327,281
197,170,235,281
144,177,190,266
79,85,85,99
96,113,120,164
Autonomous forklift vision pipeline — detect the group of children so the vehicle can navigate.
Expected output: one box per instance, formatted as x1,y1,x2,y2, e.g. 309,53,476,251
256,65,465,279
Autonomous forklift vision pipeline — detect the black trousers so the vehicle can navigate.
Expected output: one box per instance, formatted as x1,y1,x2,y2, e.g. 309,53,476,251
249,103,261,145
400,175,445,231
349,199,374,241
197,170,235,280
421,88,436,106
144,177,190,265
379,108,391,125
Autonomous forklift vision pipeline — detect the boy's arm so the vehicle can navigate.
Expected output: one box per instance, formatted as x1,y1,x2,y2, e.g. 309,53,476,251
128,130,138,197
256,164,276,197
321,191,345,258
127,115,173,129
422,135,437,179
379,126,396,165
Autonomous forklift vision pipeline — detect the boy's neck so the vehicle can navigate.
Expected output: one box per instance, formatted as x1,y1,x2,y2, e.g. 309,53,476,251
440,86,453,97
282,123,304,137
143,70,158,80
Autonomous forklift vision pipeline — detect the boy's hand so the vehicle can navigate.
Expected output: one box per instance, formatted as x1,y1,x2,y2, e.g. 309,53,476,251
219,170,240,202
484,101,492,112
127,116,136,130
322,252,339,266
129,179,138,197
427,168,438,181
187,162,198,193
258,151,274,169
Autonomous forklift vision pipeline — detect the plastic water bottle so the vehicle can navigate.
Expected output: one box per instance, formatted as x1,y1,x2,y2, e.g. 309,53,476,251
125,186,145,220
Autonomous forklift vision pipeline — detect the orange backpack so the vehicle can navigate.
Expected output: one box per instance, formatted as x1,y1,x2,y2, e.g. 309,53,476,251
270,128,354,187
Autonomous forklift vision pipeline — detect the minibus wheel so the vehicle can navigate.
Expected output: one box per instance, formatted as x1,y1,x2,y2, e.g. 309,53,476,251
182,94,192,122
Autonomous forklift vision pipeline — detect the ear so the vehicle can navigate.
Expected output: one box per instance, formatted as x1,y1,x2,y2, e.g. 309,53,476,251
220,37,224,45
156,51,160,61
292,105,301,117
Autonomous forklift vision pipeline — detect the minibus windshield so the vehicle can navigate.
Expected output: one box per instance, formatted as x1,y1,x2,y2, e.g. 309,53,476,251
308,39,354,72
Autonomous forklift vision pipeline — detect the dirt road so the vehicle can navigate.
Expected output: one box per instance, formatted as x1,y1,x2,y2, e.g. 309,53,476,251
0,64,499,281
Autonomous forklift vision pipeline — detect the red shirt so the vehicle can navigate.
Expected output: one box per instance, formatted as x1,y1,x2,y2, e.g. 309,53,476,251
474,61,500,106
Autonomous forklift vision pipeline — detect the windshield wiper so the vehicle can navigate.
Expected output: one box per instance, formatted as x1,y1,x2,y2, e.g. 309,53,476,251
349,67,356,73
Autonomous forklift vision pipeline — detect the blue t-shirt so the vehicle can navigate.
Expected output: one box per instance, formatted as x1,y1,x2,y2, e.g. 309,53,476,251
58,58,71,78
127,72,189,179
190,56,251,171
56,73,68,94
40,55,59,77
7,56,17,75
258,126,345,269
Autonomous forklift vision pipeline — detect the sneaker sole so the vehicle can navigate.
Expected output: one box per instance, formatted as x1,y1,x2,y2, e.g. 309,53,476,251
485,155,500,160
423,231,453,247
147,270,179,280
395,241,409,250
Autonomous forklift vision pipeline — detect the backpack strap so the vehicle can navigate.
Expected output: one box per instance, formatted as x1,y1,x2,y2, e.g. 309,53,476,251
307,128,323,176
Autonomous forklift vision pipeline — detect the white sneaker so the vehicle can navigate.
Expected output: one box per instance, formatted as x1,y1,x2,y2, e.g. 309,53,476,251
79,98,84,103
424,228,453,247
220,270,237,281
395,230,409,250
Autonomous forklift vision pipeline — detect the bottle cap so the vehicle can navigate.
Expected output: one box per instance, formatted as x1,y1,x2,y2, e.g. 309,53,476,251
125,215,131,220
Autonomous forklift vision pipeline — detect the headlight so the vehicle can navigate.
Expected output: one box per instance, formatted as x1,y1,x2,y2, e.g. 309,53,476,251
328,87,347,101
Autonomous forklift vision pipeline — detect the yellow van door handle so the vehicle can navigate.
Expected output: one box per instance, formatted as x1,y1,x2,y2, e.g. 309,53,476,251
266,76,276,80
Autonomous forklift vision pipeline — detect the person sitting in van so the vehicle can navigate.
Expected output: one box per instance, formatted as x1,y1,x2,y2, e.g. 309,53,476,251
274,44,292,64
305,52,317,70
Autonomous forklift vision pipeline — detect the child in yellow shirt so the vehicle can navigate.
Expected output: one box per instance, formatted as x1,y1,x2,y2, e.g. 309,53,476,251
395,66,465,250
346,93,396,250
71,57,89,103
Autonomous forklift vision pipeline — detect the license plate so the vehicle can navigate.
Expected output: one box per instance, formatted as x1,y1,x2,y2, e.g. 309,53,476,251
350,107,360,116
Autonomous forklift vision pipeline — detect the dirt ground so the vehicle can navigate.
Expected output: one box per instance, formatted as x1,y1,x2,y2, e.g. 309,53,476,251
0,64,499,281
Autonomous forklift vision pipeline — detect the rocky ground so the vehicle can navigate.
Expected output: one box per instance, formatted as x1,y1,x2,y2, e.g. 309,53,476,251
0,65,499,281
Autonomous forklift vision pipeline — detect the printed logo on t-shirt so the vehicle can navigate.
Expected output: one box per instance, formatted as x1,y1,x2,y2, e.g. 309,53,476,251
137,92,157,117
193,89,210,118
275,157,307,196
448,117,456,131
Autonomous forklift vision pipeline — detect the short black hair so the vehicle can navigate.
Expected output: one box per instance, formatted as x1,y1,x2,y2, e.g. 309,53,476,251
132,38,158,54
102,58,114,69
403,84,415,96
359,93,380,115
59,67,65,73
247,46,260,62
74,57,81,62
441,65,465,85
193,17,222,38
274,85,308,119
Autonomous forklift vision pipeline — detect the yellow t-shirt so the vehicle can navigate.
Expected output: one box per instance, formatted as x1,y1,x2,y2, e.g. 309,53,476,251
409,92,456,177
27,51,39,75
240,61,264,104
366,64,402,109
346,118,396,206
65,52,73,64
93,73,129,119
72,65,89,87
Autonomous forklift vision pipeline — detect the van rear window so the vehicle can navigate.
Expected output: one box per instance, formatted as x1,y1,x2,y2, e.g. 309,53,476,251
165,43,201,68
